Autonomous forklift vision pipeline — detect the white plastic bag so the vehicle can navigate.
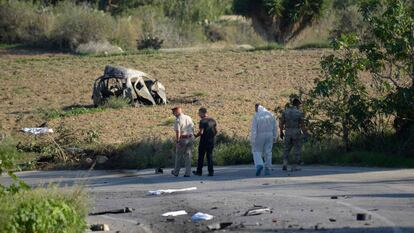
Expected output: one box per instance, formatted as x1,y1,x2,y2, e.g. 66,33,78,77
191,212,214,222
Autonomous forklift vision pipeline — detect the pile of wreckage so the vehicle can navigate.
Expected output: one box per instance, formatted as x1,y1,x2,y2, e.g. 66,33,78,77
92,65,167,106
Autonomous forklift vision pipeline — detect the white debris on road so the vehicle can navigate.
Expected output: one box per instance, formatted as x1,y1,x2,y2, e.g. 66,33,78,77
191,212,214,222
148,187,197,196
161,210,188,217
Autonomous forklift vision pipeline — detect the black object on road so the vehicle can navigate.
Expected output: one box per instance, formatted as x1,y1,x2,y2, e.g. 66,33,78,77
89,207,134,216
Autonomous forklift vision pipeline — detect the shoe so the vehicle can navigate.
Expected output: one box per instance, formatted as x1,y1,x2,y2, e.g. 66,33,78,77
264,168,270,176
255,165,263,176
171,170,178,177
192,171,202,176
282,165,287,171
208,173,214,176
183,175,190,177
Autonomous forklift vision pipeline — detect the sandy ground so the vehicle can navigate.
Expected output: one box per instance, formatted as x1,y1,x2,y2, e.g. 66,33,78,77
2,165,413,233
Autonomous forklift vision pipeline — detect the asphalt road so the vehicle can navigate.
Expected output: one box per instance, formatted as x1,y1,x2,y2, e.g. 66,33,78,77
2,165,414,233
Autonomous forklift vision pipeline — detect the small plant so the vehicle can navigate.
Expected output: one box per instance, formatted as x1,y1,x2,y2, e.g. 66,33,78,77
102,96,130,109
137,35,164,50
85,130,100,144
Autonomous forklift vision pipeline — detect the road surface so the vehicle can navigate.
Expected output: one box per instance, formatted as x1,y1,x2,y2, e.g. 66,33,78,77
2,165,414,233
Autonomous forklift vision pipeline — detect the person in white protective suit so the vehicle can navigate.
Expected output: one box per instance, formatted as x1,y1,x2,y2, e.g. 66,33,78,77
250,104,278,176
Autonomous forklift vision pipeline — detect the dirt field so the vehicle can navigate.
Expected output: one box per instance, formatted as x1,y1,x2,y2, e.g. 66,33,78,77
0,48,328,144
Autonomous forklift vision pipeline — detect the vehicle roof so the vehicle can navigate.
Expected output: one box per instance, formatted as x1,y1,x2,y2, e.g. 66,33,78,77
103,65,149,79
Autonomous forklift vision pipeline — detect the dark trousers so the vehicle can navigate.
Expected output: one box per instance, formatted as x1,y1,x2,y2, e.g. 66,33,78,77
197,144,214,175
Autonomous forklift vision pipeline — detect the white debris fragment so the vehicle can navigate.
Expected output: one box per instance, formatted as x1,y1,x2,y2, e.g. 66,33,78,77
161,210,188,217
191,212,214,222
148,187,197,196
21,127,53,135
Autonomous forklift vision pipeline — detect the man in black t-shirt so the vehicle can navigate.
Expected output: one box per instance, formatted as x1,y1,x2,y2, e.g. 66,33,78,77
193,107,217,176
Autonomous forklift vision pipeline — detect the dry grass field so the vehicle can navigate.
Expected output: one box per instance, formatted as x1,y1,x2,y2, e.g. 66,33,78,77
0,48,328,145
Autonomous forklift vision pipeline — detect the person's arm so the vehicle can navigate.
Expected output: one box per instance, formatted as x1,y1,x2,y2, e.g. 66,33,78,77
174,120,181,143
279,113,285,140
273,117,278,143
250,117,257,145
213,121,218,136
195,126,204,138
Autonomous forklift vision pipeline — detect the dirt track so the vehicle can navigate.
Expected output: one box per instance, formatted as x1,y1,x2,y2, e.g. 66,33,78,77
3,165,413,233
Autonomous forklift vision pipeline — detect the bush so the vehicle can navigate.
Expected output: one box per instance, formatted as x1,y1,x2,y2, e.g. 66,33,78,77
137,35,164,50
0,1,53,44
51,1,115,50
0,187,87,233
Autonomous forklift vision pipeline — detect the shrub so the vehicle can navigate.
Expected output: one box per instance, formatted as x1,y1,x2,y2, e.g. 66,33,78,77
0,188,87,233
137,35,164,50
51,1,115,50
0,1,54,44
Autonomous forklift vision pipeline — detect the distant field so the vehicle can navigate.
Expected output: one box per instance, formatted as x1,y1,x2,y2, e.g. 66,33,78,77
0,48,327,145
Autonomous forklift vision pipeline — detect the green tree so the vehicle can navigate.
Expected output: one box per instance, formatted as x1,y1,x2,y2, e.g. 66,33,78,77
232,0,329,43
359,0,414,139
305,34,373,151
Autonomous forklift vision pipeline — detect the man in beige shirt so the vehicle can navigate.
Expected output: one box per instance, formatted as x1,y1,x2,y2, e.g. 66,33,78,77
171,106,194,177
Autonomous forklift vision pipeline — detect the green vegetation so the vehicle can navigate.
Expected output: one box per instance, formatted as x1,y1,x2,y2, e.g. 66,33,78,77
102,96,130,109
232,0,329,43
304,0,414,156
0,0,253,52
0,187,87,233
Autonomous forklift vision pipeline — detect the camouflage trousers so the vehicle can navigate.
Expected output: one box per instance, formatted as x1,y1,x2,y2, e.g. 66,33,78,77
283,130,302,164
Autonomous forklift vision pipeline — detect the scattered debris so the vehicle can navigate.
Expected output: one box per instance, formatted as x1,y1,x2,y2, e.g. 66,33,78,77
166,218,175,222
211,207,218,210
162,210,188,217
262,183,270,186
356,213,371,221
90,224,110,231
330,196,338,199
148,187,197,196
244,207,272,216
207,222,232,231
155,168,163,174
89,207,134,216
192,212,214,222
368,208,379,212
20,127,53,135
329,218,336,222
272,218,278,223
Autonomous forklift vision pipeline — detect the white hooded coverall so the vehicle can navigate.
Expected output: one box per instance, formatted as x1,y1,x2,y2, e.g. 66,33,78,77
250,106,278,170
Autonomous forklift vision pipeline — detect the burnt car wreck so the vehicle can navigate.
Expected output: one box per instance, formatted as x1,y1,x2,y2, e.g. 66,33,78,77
92,65,167,106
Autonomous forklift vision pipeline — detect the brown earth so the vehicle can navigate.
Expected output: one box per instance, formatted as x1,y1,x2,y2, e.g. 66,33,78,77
0,48,328,145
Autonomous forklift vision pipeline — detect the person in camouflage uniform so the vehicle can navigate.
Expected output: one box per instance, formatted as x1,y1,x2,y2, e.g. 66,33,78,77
279,98,308,171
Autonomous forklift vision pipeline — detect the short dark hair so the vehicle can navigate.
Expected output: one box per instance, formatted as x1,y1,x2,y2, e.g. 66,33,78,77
199,107,207,114
292,98,301,106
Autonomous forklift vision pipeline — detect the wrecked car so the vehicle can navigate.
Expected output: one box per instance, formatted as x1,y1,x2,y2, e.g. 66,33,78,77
92,65,167,106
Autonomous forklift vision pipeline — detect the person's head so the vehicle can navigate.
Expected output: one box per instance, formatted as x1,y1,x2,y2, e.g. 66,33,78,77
171,106,182,117
198,107,207,118
255,103,260,112
292,98,302,107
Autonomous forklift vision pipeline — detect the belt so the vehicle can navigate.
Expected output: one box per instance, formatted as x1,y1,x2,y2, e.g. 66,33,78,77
180,135,193,139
